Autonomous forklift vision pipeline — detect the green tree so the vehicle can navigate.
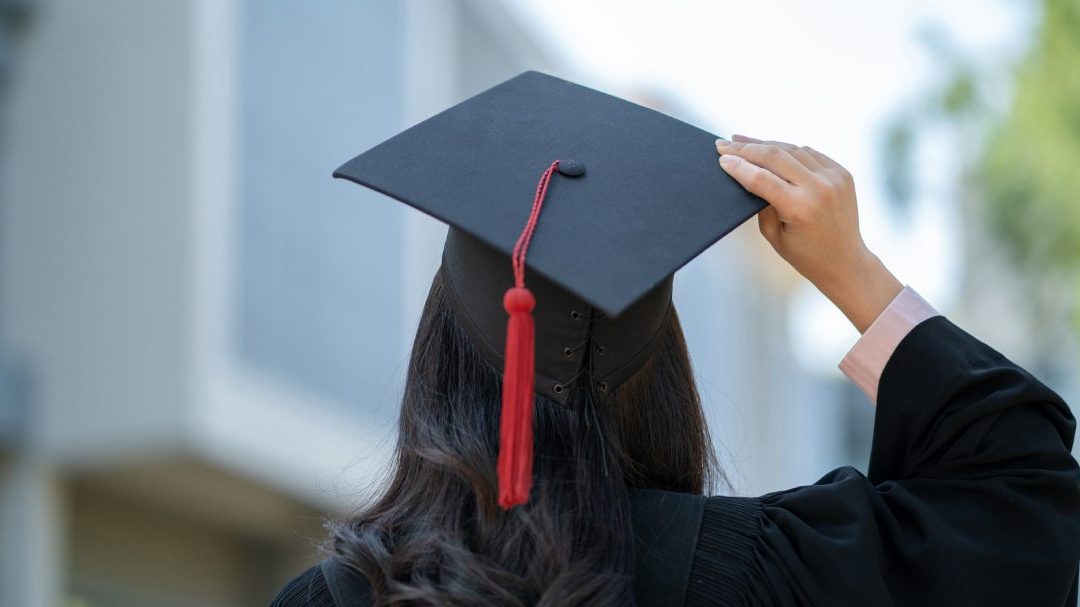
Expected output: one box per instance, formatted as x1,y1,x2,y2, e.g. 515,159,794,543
884,0,1080,349
979,0,1080,279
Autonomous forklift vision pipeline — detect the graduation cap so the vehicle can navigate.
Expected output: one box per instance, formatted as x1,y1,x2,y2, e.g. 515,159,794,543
334,71,765,509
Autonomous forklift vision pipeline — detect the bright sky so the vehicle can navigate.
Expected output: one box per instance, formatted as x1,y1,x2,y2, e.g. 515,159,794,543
507,0,1034,372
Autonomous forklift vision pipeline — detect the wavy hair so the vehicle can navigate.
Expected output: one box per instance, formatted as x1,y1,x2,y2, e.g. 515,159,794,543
329,268,721,606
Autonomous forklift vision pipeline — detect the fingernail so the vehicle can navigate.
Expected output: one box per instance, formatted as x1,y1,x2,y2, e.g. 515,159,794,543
715,138,729,148
719,155,737,169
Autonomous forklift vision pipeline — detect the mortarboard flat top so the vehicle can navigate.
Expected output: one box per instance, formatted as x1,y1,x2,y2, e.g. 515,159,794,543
333,70,765,317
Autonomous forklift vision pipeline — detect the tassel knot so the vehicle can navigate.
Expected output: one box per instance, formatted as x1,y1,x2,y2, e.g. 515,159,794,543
503,287,535,314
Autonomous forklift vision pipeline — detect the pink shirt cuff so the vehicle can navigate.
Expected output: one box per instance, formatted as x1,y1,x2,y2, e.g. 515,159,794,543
838,286,940,404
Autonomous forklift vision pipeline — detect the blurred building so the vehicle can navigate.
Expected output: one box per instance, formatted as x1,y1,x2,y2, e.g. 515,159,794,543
0,1,842,606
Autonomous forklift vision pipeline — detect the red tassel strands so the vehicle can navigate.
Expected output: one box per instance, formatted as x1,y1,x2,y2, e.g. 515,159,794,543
497,160,560,510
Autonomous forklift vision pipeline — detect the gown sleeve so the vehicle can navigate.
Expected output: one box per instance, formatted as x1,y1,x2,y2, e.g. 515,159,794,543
686,315,1080,606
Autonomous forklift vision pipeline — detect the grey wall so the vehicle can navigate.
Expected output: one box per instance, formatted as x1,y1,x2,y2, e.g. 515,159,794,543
236,0,409,411
2,0,195,454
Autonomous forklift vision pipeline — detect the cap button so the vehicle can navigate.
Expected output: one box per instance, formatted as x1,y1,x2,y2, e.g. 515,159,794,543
557,159,586,177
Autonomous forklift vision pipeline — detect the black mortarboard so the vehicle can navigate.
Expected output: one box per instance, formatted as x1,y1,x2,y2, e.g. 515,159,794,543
334,71,765,508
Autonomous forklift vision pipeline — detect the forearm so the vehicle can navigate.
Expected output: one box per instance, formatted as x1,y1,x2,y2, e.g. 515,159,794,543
814,250,903,334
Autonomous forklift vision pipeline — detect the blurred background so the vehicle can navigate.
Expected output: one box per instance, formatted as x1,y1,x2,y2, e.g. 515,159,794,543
0,1,1076,605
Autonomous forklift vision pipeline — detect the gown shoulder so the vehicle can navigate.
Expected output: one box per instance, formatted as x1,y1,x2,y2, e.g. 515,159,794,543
269,563,335,607
270,558,372,607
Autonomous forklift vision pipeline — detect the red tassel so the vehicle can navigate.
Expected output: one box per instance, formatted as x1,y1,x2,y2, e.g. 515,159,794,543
497,287,535,509
496,160,560,510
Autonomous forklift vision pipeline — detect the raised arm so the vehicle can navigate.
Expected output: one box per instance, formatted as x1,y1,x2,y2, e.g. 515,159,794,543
694,136,1080,605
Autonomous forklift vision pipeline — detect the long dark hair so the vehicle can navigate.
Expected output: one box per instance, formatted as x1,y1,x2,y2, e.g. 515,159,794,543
330,268,721,606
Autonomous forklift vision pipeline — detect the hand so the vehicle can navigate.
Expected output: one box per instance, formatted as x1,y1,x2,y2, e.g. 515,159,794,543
715,135,903,333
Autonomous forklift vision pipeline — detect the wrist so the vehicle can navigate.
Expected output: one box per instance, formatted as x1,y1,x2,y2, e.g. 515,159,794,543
816,251,903,334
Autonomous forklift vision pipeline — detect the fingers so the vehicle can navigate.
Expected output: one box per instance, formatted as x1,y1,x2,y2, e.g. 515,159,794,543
792,144,854,188
715,140,812,185
775,143,825,171
731,134,824,171
798,145,832,166
718,154,794,204
799,145,842,171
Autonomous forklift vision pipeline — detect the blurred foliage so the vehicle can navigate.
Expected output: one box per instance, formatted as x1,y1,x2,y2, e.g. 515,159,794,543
882,118,914,209
978,0,1080,273
880,24,988,217
883,0,1080,336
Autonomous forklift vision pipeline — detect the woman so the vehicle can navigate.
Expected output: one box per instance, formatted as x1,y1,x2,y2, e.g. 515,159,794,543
272,73,1080,605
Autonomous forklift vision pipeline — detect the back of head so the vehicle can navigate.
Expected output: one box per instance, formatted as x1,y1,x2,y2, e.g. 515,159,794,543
330,267,720,606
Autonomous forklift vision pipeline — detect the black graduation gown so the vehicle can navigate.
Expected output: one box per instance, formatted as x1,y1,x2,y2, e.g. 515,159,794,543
270,316,1080,606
